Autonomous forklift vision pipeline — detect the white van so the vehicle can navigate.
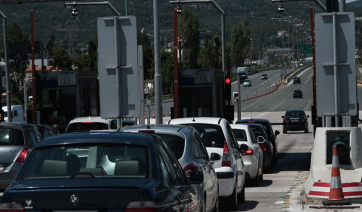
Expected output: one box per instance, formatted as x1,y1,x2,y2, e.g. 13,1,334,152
2,105,25,122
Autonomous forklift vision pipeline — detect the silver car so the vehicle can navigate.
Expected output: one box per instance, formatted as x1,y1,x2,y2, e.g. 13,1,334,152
0,122,42,191
230,124,263,186
120,124,220,212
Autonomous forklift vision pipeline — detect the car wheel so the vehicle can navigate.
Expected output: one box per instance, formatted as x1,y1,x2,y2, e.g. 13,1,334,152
227,183,238,210
259,167,263,181
212,190,219,212
305,128,308,133
283,129,287,134
252,169,260,187
238,182,245,203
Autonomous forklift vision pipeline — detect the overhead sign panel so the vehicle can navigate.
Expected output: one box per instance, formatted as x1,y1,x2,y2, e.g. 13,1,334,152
97,16,139,120
315,12,357,116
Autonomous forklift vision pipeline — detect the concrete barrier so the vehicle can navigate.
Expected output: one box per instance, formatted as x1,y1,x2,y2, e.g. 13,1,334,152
305,127,362,200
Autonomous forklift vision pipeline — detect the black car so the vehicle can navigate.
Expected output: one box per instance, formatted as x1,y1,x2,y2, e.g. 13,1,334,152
293,89,303,98
0,132,203,212
237,123,274,172
261,74,268,80
35,124,55,140
282,110,309,133
235,118,280,165
293,77,301,84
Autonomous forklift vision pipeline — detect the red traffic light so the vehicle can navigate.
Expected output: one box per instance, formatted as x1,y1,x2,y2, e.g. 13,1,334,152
225,77,231,84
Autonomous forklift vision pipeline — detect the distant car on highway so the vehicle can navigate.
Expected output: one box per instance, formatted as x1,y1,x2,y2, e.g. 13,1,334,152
293,77,301,84
0,132,203,211
261,74,268,80
230,124,263,186
282,110,309,133
293,89,303,98
243,79,252,87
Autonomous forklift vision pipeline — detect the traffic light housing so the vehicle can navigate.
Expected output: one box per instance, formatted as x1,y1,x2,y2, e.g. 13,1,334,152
224,74,231,101
0,110,4,122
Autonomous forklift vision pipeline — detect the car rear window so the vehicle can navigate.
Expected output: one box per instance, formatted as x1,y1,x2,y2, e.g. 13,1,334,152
19,144,149,180
184,124,225,148
0,128,24,146
66,122,110,132
286,111,305,117
155,134,185,160
232,129,247,141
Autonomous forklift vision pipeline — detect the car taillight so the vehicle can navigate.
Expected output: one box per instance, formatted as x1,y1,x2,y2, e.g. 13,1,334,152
0,202,25,212
258,143,267,151
242,148,253,155
125,201,157,212
222,140,231,167
183,163,198,172
16,148,30,162
138,130,155,134
283,118,288,123
301,117,306,122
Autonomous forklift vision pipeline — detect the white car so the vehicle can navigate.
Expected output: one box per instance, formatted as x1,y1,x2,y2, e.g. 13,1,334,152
243,79,252,87
167,117,247,210
230,124,263,186
65,116,137,133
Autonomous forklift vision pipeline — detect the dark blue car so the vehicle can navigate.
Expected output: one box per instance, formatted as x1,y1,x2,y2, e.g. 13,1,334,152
0,132,203,212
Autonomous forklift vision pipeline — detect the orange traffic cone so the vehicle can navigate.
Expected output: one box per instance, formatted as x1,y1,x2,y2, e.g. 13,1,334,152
322,145,351,205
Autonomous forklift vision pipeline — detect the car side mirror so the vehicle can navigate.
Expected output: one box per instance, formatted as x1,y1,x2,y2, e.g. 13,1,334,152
282,116,285,118
189,171,203,184
257,136,265,144
210,153,221,162
307,115,310,118
239,144,249,152
275,130,280,136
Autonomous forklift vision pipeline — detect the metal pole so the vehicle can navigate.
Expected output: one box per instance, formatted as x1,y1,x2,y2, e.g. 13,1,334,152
339,0,345,12
237,72,241,120
31,9,36,123
24,79,27,122
173,6,179,118
114,17,122,129
0,11,10,122
154,0,162,124
333,13,339,127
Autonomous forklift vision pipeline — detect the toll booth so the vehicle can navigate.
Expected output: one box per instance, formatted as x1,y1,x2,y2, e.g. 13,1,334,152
179,68,224,118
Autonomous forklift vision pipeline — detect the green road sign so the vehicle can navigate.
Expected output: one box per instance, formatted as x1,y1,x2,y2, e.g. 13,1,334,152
301,44,313,54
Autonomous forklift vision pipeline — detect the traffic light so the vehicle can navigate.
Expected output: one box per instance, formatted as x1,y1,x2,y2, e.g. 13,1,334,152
0,110,4,122
225,74,231,101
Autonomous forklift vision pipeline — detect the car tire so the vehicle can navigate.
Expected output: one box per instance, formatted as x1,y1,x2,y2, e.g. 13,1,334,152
252,170,260,187
227,184,238,210
238,183,245,203
305,128,308,133
283,129,287,134
259,167,263,181
212,190,219,212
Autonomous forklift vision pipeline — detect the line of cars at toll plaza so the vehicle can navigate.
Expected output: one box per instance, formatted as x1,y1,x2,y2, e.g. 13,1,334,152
0,115,283,211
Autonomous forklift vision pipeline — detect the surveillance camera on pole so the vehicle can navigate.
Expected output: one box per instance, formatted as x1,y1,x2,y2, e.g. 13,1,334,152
278,5,284,12
72,8,78,16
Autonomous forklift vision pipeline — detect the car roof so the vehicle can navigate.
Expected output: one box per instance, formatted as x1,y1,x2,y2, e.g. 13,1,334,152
230,124,250,130
68,116,114,124
294,89,302,92
167,117,224,125
0,122,38,130
37,132,153,148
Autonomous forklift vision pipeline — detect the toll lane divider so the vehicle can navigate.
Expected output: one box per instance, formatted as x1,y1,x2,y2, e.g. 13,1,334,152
241,80,282,102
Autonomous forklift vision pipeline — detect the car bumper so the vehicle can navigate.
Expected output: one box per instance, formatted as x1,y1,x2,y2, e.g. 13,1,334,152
216,167,237,197
284,124,306,131
243,158,258,179
0,164,21,190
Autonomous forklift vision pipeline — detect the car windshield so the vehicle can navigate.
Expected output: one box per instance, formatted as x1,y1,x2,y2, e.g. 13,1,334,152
232,129,247,141
18,144,149,179
185,124,225,148
67,122,111,132
0,128,24,146
286,111,305,117
155,134,185,159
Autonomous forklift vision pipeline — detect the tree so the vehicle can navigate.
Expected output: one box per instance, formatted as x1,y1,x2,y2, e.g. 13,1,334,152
50,45,73,71
198,32,215,69
8,22,27,42
179,8,200,69
160,48,174,95
138,29,153,80
230,19,250,67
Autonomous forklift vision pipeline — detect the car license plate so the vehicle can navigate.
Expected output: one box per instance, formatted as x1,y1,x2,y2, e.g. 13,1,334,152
291,119,298,122
0,164,4,172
